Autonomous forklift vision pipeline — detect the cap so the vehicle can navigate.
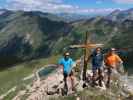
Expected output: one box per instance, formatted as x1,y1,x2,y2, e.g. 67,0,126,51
96,47,102,51
64,52,70,56
111,48,116,51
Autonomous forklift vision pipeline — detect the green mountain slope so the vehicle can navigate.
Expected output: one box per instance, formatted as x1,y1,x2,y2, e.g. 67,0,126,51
0,10,72,67
0,8,133,68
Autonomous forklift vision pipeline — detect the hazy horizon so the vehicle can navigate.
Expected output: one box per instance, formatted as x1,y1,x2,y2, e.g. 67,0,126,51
0,0,133,15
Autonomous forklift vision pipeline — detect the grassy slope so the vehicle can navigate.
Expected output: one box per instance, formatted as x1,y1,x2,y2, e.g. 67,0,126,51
0,55,61,95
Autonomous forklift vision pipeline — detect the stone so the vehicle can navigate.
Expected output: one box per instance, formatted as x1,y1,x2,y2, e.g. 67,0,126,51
75,80,84,92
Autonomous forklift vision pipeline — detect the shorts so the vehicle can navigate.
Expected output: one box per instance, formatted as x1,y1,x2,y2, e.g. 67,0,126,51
92,66,102,72
92,66,103,76
63,71,73,80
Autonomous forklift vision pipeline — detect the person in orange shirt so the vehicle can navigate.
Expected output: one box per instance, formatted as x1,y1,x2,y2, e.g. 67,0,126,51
105,48,123,88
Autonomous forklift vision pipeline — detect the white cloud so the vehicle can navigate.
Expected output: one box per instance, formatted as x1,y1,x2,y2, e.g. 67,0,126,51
113,0,133,4
77,8,117,14
3,0,118,14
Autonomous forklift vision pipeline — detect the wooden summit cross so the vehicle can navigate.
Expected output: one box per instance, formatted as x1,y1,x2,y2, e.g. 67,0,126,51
70,32,104,81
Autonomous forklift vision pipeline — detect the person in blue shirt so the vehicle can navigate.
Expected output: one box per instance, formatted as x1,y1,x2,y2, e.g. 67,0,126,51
58,52,75,94
90,47,104,87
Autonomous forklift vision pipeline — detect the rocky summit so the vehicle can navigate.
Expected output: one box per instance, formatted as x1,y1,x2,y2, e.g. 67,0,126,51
5,61,132,100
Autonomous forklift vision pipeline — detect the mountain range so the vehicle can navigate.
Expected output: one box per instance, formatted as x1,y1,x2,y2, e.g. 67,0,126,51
56,13,91,22
0,8,133,67
106,8,133,22
0,10,72,66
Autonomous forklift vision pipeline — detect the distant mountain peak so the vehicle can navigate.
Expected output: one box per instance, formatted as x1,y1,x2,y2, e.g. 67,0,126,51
106,8,133,22
127,8,133,12
0,9,7,15
108,9,121,17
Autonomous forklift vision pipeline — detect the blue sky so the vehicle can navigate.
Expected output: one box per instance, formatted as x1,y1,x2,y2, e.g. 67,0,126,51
64,0,133,8
0,0,133,14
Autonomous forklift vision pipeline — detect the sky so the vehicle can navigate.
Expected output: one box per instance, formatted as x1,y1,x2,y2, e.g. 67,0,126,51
0,0,133,14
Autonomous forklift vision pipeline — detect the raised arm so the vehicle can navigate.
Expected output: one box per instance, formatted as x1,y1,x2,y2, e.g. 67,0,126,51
86,54,92,62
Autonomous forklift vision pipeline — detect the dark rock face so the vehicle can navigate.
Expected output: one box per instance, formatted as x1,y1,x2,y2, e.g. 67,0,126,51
0,35,32,67
0,10,73,67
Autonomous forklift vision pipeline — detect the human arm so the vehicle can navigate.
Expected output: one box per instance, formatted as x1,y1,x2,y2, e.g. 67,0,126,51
116,55,123,64
70,59,76,69
86,54,92,62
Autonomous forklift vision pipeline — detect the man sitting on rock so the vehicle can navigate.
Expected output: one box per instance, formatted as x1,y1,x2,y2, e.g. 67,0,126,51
105,48,123,88
58,52,75,95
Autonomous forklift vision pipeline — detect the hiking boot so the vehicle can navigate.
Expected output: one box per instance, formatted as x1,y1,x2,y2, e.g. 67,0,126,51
91,81,98,87
83,83,87,88
99,81,103,87
62,84,68,96
63,88,68,96
72,87,76,92
98,79,103,87
106,80,110,88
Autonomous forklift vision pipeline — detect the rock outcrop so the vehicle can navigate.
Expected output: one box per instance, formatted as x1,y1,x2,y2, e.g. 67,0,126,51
12,63,133,100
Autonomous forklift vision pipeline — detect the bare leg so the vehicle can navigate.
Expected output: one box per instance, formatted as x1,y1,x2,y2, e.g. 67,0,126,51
98,68,103,87
70,76,75,91
92,70,98,87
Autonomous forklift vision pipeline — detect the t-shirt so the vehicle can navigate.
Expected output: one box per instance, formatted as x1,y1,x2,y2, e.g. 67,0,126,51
105,54,122,68
59,58,74,74
91,52,104,67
